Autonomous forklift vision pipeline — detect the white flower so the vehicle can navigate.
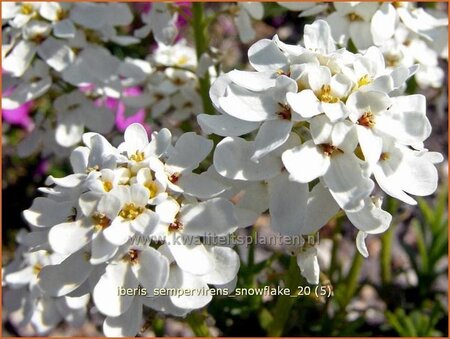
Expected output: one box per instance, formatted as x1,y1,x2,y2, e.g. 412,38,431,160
152,196,237,275
233,2,264,43
326,2,379,50
296,247,320,285
134,3,178,45
372,140,443,205
282,115,374,211
93,246,169,317
54,90,115,148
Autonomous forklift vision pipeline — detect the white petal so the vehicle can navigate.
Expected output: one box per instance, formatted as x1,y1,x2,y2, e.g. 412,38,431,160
166,133,212,173
356,231,369,258
371,3,396,45
49,220,92,255
103,300,142,337
168,266,212,309
325,12,349,46
214,137,283,181
235,10,255,43
218,83,279,122
303,182,340,234
93,261,138,317
248,39,288,72
304,19,336,53
132,247,169,294
55,110,84,147
147,128,172,158
286,90,321,119
3,40,36,77
349,22,373,50
357,126,383,166
396,152,439,197
90,231,118,265
121,123,149,154
37,37,75,72
242,2,264,19
251,119,292,161
322,102,349,122
103,219,134,246
23,198,73,228
282,140,329,183
181,198,237,236
53,19,77,39
296,247,319,284
323,154,374,211
131,210,159,235
373,158,417,205
228,70,277,91
167,242,213,276
38,249,93,297
197,113,260,137
346,197,392,234
177,173,228,199
201,246,240,285
268,172,308,235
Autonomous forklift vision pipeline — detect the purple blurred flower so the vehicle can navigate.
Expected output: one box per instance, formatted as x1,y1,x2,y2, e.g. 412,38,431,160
2,87,33,129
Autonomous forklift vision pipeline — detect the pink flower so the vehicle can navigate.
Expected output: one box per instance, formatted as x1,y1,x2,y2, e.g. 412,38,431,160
2,87,33,129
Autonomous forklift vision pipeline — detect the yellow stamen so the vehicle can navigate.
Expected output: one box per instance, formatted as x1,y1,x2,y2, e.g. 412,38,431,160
379,152,390,161
318,85,339,103
103,181,113,192
357,74,372,88
119,203,144,220
347,12,363,22
130,151,145,162
92,212,111,230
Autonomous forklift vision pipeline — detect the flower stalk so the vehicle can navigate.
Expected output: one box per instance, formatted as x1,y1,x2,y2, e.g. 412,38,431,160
192,3,215,115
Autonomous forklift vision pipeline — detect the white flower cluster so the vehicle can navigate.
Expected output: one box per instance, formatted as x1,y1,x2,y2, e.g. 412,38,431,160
279,2,448,89
2,2,193,157
198,20,443,283
2,3,446,337
4,124,240,336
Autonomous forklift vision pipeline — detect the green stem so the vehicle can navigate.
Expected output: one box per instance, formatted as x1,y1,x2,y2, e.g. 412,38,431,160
186,311,211,337
267,256,301,336
192,3,215,115
380,225,394,284
342,252,364,307
380,197,398,285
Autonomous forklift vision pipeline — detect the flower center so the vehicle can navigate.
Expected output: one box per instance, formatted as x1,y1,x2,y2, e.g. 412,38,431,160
168,220,183,233
32,263,42,275
277,104,292,120
357,74,372,88
176,55,189,66
119,203,144,220
130,151,145,162
92,212,112,230
145,181,158,198
319,143,343,157
21,4,34,15
346,12,363,22
357,111,376,128
385,54,401,67
125,249,140,264
318,85,339,103
168,172,181,184
103,181,113,192
379,152,390,161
